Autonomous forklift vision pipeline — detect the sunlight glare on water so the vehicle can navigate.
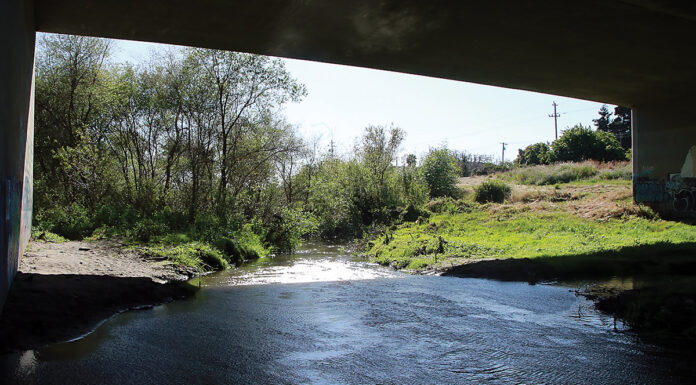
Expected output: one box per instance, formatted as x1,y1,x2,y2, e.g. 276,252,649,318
206,243,401,286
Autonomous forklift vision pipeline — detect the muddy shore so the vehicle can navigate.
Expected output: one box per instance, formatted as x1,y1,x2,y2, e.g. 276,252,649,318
0,240,198,354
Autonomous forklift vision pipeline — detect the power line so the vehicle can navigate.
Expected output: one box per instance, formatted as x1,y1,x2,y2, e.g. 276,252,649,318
549,101,560,139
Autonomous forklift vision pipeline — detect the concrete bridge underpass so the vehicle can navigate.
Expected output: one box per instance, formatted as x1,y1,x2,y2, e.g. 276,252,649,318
2,0,696,308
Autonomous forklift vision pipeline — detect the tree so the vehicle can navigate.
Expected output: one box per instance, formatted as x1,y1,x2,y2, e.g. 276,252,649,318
593,104,612,132
515,142,552,165
34,34,115,209
608,106,632,149
423,148,460,198
552,124,627,162
593,104,631,150
186,49,307,214
357,124,405,195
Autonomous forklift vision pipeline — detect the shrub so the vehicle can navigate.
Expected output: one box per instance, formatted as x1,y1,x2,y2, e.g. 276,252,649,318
474,180,511,203
423,148,460,198
214,235,263,265
552,124,627,162
35,203,95,240
264,206,318,253
400,204,430,222
516,142,552,165
31,229,67,243
133,218,168,243
142,242,229,271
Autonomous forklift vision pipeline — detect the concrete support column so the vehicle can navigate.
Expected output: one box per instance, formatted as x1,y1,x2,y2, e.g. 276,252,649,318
632,99,696,215
0,0,35,310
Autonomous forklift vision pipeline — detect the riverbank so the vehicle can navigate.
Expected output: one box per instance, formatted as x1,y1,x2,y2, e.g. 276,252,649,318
0,239,198,353
364,175,696,344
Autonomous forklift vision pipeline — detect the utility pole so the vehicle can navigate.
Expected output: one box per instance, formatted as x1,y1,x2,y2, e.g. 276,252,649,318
328,139,335,159
500,142,508,164
549,101,560,139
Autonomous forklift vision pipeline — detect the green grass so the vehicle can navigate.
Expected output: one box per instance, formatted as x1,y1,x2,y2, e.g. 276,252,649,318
505,161,631,186
366,208,696,271
31,229,68,243
141,242,230,271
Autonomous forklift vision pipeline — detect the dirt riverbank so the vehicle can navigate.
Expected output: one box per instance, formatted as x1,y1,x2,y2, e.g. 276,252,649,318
0,240,198,354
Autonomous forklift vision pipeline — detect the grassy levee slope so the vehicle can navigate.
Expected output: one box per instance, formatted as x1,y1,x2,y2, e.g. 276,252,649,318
366,161,696,277
365,163,696,342
368,207,696,273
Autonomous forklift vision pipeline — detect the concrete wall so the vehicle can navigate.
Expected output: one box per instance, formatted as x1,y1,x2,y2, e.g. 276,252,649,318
633,99,696,215
0,0,35,310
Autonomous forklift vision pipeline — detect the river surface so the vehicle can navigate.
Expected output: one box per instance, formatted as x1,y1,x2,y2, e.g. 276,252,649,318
1,243,694,384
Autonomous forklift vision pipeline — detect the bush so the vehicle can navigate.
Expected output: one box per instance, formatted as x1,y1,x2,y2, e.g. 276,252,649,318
400,204,430,222
142,242,229,271
423,148,460,198
552,124,627,162
213,232,264,265
474,180,511,203
516,142,552,165
264,206,318,253
35,203,95,240
133,218,168,243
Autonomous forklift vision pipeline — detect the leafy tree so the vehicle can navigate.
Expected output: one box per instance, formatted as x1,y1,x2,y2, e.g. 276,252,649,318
515,142,552,165
552,124,627,162
423,148,460,198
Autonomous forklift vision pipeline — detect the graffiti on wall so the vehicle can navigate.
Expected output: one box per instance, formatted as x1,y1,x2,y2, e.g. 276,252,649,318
634,179,670,204
634,145,696,214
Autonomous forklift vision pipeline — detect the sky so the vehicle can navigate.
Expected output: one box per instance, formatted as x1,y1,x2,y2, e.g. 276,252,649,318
113,38,613,163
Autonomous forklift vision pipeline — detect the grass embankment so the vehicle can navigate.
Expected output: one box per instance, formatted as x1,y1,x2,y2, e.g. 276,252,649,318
135,229,270,273
34,224,271,275
367,161,671,271
366,161,696,342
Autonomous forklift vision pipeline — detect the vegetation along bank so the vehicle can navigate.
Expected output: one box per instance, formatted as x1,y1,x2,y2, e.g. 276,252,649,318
27,33,696,347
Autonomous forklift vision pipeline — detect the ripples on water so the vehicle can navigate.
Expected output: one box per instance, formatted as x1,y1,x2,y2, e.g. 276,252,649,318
206,243,401,286
1,242,693,384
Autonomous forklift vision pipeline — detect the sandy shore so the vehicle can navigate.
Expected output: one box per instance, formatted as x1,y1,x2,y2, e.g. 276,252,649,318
0,239,198,354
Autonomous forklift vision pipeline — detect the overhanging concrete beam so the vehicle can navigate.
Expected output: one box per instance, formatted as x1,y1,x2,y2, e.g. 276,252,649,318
34,0,696,107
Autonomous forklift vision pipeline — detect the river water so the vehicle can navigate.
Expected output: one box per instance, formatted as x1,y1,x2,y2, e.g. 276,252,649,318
1,243,694,384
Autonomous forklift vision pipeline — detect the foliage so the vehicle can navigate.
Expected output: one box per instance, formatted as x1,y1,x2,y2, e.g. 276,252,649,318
552,124,627,162
474,180,511,203
507,161,631,185
31,229,68,243
593,104,613,132
594,104,632,150
264,206,319,253
133,219,169,243
423,148,460,198
142,242,229,271
34,203,95,240
515,142,552,166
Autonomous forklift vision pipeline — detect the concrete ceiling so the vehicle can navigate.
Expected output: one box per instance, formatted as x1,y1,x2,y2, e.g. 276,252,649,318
34,0,696,107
